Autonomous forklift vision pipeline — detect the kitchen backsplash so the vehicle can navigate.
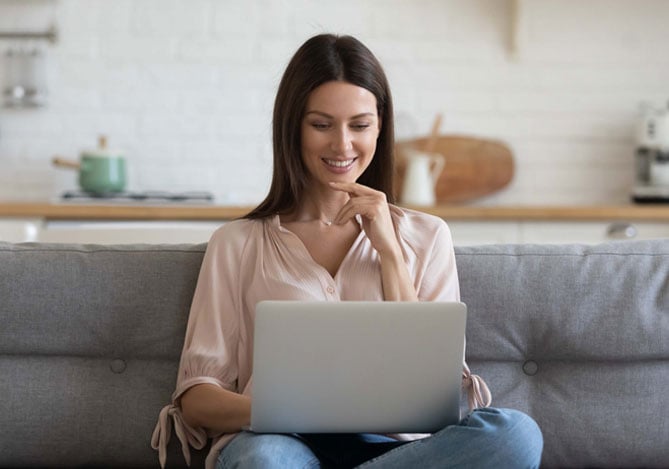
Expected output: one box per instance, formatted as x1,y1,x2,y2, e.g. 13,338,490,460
0,0,668,205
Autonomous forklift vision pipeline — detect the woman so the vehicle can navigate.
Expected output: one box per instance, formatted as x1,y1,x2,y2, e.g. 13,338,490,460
153,34,543,469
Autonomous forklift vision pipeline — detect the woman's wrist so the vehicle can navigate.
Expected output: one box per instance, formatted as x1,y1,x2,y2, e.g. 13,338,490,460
379,248,419,301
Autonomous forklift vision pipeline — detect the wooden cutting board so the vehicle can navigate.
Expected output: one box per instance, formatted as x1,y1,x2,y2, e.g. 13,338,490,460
394,135,514,203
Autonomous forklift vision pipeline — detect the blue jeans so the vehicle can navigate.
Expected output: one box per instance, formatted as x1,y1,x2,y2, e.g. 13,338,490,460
216,407,543,469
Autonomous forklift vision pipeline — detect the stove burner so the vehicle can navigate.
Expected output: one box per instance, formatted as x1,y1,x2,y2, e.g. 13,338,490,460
631,185,669,204
62,190,215,202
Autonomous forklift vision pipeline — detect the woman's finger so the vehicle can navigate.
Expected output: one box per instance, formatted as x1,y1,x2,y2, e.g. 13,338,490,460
333,196,383,225
333,196,373,224
328,181,377,197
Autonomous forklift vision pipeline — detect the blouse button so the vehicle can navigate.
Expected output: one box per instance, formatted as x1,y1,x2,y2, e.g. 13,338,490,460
326,286,335,294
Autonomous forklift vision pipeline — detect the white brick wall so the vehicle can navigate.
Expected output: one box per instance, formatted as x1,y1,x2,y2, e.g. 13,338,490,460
0,0,667,205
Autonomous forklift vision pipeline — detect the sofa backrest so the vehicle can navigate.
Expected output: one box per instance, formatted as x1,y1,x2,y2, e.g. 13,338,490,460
1,240,667,468
457,240,669,468
0,242,208,468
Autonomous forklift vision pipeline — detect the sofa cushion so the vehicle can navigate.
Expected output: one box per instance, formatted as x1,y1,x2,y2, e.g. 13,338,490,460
0,242,208,468
456,240,669,468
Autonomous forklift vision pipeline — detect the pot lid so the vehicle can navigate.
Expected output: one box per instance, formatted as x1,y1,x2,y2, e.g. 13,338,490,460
82,135,124,158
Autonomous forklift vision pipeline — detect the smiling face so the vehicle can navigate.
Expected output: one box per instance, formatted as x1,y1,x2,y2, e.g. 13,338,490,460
301,81,381,189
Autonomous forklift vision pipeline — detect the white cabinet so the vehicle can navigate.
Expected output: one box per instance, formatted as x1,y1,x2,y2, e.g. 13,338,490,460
448,221,520,246
448,220,669,245
2,213,668,246
520,221,669,244
0,218,223,244
38,221,223,244
0,219,41,242
629,222,669,240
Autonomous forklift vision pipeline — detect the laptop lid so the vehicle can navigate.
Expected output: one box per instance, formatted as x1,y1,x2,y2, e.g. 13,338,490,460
250,301,466,434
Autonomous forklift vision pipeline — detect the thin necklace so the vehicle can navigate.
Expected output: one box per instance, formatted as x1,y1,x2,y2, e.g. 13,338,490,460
287,214,336,226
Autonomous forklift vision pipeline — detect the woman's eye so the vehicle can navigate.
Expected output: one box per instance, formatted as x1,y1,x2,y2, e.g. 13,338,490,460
309,122,371,131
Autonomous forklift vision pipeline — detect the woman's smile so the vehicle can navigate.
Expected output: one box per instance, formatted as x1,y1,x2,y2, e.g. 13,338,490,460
322,157,358,172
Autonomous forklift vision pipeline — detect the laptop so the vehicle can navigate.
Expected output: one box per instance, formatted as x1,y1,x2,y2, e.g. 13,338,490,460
250,300,466,434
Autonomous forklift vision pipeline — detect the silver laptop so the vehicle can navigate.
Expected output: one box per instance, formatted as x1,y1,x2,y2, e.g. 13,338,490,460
250,300,466,434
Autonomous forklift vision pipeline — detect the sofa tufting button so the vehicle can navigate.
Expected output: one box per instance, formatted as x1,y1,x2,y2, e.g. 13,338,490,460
522,360,538,376
110,359,127,374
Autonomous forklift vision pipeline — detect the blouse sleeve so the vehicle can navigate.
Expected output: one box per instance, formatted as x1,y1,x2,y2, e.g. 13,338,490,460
416,220,460,302
418,219,492,411
152,224,245,468
173,226,243,399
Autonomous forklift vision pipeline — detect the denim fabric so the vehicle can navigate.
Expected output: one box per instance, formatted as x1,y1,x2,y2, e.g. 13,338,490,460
216,408,543,469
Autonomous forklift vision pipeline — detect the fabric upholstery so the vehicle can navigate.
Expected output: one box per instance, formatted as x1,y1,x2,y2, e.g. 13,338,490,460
457,240,669,468
0,243,208,468
0,239,667,468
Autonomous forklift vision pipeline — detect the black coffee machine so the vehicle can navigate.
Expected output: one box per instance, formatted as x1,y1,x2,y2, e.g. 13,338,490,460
632,101,669,203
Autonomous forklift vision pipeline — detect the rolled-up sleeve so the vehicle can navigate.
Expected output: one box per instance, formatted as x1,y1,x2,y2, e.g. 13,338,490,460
152,225,244,468
174,228,242,400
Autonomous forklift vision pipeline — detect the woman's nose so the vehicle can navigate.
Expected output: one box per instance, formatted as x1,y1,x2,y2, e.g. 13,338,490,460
330,127,353,153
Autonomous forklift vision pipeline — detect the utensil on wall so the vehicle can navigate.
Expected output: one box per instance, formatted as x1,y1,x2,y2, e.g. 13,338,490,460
3,46,48,108
423,114,442,153
52,136,127,194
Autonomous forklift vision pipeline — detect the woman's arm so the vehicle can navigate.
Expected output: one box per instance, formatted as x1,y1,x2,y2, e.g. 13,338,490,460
331,181,418,301
378,247,419,301
175,222,253,434
180,383,251,434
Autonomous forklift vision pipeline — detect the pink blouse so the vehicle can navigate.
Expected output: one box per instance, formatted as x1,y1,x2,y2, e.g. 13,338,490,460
151,205,491,469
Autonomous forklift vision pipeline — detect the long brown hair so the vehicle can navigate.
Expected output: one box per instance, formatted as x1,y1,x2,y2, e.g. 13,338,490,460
245,34,395,220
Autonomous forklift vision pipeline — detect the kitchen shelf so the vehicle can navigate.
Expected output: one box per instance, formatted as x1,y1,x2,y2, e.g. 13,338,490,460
0,24,58,44
2,202,669,222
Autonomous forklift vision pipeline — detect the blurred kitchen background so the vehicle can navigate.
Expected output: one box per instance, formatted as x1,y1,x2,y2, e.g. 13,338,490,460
0,0,668,206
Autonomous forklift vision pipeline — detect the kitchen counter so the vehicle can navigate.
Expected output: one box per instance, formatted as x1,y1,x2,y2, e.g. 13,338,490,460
2,201,669,221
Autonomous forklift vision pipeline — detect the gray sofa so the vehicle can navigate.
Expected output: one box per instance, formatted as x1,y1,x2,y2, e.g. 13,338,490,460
1,239,667,468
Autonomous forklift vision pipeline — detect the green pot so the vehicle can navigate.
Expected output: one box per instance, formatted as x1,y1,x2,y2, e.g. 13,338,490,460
78,154,126,193
52,136,127,194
